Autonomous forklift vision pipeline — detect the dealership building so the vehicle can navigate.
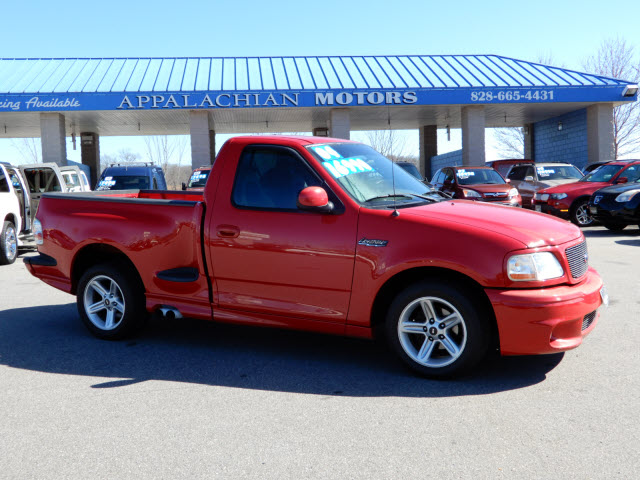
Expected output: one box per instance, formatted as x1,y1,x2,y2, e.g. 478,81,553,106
0,55,637,183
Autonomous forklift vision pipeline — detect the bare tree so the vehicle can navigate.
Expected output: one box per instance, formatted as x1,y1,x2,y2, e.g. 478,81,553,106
100,148,142,172
143,135,189,189
362,130,407,161
11,138,41,164
582,37,640,158
492,128,526,159
492,54,564,159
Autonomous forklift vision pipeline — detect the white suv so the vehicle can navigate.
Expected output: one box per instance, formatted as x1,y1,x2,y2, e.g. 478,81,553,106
0,162,31,264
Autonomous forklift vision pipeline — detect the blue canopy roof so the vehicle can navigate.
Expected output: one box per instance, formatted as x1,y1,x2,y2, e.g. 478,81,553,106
0,55,632,93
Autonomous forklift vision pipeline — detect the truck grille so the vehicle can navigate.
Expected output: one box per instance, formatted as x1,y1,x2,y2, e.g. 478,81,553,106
582,311,596,331
565,241,588,279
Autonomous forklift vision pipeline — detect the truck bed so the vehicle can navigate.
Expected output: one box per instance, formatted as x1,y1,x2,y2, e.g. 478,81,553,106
34,188,212,319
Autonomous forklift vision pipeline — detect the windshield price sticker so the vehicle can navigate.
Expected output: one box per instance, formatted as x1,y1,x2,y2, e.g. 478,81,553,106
323,157,374,178
471,90,555,102
98,180,116,187
537,167,555,177
456,170,475,179
312,145,343,160
190,173,207,181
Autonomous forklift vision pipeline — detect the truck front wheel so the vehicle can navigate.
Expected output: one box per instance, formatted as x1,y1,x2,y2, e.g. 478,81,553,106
0,220,18,265
385,281,490,379
77,263,146,340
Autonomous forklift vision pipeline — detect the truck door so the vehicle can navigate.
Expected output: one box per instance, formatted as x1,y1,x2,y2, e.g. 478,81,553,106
7,168,30,232
19,166,62,224
208,145,358,323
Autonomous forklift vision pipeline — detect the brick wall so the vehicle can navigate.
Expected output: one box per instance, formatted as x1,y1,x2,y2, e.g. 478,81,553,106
534,109,588,170
429,149,463,181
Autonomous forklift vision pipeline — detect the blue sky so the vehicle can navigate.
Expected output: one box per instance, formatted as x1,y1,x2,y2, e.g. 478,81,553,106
1,0,638,164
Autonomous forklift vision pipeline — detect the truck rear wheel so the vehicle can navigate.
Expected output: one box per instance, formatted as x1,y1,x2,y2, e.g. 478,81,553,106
385,281,490,379
0,220,18,265
77,263,146,340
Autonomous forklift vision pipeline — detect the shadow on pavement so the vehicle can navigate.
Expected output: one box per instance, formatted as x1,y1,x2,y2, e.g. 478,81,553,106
583,227,640,239
0,303,564,397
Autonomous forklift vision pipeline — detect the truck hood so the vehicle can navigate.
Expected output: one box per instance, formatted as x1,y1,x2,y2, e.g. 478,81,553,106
404,200,581,248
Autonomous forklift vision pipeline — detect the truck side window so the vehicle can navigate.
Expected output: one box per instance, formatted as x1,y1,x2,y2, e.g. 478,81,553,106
233,147,322,210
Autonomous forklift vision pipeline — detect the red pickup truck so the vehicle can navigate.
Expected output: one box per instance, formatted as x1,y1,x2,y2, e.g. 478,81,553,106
24,136,606,378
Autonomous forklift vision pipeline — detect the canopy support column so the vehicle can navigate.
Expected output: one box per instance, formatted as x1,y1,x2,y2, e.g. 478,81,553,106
40,113,67,165
461,106,485,166
190,111,215,169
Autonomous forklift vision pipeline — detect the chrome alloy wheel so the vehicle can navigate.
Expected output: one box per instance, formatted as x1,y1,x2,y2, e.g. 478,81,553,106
4,224,16,260
575,203,593,226
83,275,126,331
397,296,467,368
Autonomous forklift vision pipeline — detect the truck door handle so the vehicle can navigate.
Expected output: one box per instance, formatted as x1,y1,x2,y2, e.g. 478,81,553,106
216,225,240,238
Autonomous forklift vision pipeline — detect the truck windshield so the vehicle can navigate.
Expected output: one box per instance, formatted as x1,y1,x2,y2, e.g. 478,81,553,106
188,170,210,188
96,175,150,190
580,164,624,183
307,143,439,206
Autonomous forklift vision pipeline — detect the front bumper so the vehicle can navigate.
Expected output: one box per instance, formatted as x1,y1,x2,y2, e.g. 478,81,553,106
486,268,604,355
532,201,570,219
589,198,639,224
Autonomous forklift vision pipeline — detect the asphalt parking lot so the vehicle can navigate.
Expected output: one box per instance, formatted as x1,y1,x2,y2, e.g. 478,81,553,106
1,226,639,479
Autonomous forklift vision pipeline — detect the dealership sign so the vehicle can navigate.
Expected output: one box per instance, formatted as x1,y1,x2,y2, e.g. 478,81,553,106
0,86,633,112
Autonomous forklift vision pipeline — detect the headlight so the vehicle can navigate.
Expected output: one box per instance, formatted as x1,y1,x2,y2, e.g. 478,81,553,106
534,193,549,201
508,188,519,198
507,252,564,281
462,189,482,198
550,193,568,200
33,218,43,245
615,189,640,203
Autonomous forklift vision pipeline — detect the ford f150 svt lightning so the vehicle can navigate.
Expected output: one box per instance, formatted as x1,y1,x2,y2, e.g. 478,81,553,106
24,136,606,378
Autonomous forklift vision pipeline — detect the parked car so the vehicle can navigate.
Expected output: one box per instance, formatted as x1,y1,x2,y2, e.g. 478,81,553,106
396,161,423,180
487,159,534,178
431,166,522,206
583,161,611,175
0,162,31,264
96,163,167,191
182,166,212,191
533,160,640,227
25,136,605,379
506,162,583,208
60,162,91,192
588,180,640,231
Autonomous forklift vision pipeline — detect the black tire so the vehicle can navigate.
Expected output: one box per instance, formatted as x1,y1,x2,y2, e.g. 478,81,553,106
602,221,628,232
570,199,594,227
384,281,490,379
76,263,147,340
0,220,18,265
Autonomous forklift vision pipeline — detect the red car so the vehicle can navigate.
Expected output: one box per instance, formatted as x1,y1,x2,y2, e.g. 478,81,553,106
431,165,522,206
25,136,604,379
533,160,640,226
